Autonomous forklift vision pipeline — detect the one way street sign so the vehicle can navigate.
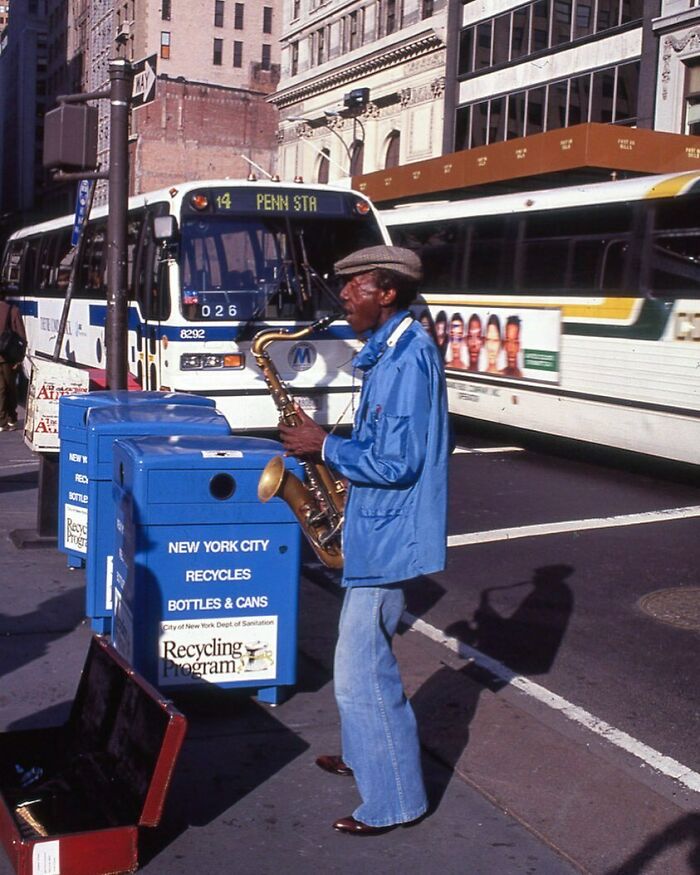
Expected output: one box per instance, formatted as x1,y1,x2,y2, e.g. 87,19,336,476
132,54,157,108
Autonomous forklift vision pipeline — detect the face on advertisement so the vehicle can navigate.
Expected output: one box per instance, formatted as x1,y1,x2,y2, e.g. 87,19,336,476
466,314,482,369
434,311,447,347
485,315,502,372
448,314,464,365
504,320,520,367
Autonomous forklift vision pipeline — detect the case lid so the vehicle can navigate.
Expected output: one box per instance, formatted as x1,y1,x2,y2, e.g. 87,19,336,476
68,636,187,827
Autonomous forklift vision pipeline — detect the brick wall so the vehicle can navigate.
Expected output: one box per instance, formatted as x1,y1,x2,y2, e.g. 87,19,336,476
130,76,280,193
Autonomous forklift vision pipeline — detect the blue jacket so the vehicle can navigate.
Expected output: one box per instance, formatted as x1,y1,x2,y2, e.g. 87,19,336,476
324,310,449,587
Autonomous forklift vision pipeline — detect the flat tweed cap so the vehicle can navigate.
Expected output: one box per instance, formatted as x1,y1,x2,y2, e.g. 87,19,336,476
334,245,422,282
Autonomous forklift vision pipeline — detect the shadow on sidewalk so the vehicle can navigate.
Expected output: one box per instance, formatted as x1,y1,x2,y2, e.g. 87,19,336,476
603,812,700,874
0,471,38,495
408,564,574,813
139,677,313,865
0,588,85,681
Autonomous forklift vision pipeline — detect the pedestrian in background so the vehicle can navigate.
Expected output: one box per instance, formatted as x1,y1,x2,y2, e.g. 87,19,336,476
0,296,26,431
279,245,450,835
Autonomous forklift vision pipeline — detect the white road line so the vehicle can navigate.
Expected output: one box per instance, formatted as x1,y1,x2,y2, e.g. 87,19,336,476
448,505,700,548
453,446,525,455
404,612,700,794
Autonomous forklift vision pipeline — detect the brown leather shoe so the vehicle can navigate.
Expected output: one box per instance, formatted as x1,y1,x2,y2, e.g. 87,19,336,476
315,755,353,777
332,815,394,835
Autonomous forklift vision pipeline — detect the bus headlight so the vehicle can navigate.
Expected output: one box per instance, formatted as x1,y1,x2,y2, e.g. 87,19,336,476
180,353,245,370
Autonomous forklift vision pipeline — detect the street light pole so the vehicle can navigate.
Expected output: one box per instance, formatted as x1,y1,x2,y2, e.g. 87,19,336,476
289,115,353,176
106,58,133,389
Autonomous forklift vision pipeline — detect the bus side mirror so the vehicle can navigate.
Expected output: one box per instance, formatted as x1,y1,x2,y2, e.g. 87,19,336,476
154,215,177,241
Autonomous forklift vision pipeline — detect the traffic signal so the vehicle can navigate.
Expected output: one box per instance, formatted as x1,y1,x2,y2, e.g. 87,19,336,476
343,88,369,110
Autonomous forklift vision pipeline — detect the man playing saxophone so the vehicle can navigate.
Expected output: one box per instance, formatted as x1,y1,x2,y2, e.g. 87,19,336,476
278,245,450,835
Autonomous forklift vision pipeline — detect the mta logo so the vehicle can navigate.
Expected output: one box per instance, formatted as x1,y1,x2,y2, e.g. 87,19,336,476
288,342,316,371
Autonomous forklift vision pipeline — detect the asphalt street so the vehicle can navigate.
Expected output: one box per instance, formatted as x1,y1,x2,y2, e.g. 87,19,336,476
1,415,699,875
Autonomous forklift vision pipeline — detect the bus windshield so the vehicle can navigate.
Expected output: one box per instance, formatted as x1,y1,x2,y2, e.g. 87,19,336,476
179,192,384,322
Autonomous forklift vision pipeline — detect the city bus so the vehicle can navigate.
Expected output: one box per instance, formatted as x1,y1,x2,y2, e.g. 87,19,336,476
1,179,389,429
382,171,700,464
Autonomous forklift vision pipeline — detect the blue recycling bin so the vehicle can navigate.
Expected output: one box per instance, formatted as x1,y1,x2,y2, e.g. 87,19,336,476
58,391,217,571
81,404,231,634
111,435,302,704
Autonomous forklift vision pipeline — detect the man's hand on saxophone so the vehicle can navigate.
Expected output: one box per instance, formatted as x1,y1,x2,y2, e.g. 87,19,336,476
279,403,327,462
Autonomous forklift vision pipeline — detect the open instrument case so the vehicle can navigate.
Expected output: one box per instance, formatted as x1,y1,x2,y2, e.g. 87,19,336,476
0,636,187,875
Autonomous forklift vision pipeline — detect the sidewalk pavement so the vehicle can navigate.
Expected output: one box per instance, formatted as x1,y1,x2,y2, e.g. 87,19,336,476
0,422,577,875
1,420,697,875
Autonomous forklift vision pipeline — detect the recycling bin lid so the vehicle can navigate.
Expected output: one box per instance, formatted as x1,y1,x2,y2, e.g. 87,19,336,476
112,435,302,524
59,390,216,433
86,404,231,476
112,434,289,471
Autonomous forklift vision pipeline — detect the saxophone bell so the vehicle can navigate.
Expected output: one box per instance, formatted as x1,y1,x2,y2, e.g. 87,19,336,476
258,454,344,569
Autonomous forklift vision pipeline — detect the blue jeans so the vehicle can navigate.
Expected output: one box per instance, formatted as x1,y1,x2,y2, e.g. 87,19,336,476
334,584,428,827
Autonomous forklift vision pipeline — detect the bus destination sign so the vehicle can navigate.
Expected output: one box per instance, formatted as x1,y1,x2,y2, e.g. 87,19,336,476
187,188,350,217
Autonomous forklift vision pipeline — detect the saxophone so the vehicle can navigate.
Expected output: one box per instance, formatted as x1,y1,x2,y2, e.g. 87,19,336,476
251,315,346,569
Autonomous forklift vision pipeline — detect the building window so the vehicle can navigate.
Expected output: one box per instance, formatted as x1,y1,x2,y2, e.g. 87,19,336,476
213,37,223,65
214,0,225,27
552,0,572,46
316,26,326,65
234,2,244,29
293,0,300,19
459,1,645,79
161,0,171,21
386,0,397,36
385,131,400,168
263,6,273,34
261,44,271,70
456,61,639,149
317,148,330,184
421,0,433,19
160,31,171,59
291,41,299,75
233,40,243,67
349,10,359,50
350,140,364,176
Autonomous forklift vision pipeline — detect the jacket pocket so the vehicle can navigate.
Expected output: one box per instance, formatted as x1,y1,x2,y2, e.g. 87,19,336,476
377,413,409,461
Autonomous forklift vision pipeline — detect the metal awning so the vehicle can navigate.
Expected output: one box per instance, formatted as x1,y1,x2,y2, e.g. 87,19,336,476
352,123,700,205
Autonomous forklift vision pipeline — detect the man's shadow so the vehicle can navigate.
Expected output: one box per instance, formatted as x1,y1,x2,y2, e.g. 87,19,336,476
410,564,574,811
604,812,700,874
447,563,574,676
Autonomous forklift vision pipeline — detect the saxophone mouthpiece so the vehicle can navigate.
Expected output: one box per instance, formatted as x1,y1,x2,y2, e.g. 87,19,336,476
314,312,343,331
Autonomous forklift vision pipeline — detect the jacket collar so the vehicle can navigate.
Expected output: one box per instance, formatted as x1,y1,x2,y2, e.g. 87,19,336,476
353,310,413,372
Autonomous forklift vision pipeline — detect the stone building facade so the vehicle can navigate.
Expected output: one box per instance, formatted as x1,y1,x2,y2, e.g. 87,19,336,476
653,0,700,136
271,0,448,183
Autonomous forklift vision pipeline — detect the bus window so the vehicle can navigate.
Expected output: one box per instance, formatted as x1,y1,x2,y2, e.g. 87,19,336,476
126,212,143,293
53,230,74,290
600,239,628,291
520,236,570,291
20,236,40,294
650,231,700,297
37,229,73,291
467,217,511,292
79,222,107,294
388,222,466,294
180,213,384,322
1,240,25,292
135,208,171,320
